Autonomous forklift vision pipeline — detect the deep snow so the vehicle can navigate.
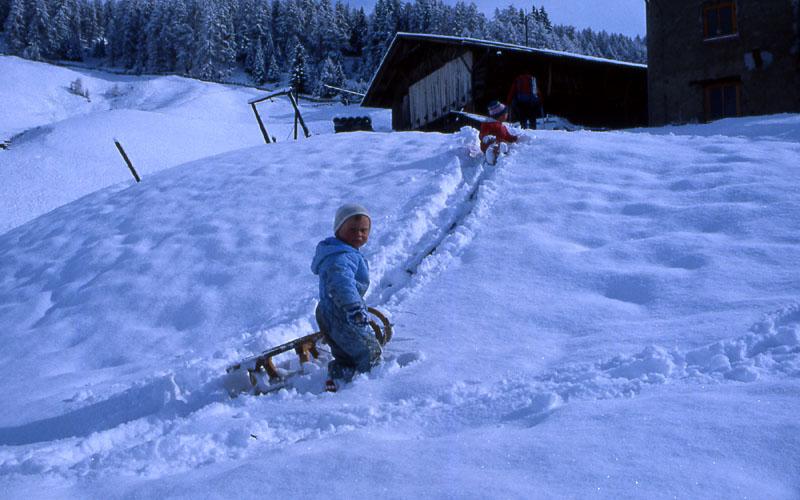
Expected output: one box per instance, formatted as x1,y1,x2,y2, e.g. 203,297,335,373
1,55,799,499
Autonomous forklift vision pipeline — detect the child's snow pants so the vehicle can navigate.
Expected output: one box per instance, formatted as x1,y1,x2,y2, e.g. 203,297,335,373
316,304,381,382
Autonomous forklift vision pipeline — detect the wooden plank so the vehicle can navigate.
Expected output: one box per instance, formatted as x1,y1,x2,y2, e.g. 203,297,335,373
248,89,291,105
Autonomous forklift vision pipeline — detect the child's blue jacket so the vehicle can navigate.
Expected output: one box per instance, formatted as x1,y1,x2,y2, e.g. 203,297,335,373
311,236,370,314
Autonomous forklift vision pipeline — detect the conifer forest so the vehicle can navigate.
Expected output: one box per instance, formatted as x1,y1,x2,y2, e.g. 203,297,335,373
0,0,646,95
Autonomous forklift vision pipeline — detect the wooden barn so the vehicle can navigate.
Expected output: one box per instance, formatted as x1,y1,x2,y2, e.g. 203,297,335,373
361,33,648,131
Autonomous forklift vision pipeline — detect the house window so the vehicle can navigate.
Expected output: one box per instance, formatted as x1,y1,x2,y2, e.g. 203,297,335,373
703,3,737,39
705,81,741,121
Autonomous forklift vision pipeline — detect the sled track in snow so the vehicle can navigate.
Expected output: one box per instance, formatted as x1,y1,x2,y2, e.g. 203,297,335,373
400,166,489,277
372,140,503,306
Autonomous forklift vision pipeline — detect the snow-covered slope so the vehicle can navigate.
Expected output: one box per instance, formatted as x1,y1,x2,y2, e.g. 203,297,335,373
1,56,799,499
0,55,389,235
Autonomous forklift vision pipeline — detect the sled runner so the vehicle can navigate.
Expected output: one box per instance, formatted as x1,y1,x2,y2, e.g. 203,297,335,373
225,307,393,395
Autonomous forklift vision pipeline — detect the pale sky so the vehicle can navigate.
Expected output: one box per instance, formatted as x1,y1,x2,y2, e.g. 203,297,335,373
346,0,647,38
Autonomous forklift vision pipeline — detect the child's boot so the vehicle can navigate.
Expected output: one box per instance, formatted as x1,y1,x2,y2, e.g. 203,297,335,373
485,144,498,165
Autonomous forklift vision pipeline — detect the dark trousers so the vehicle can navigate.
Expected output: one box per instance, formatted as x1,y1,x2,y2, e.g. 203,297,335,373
513,99,543,130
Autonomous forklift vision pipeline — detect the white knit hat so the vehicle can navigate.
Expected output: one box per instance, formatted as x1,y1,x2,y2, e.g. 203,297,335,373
333,203,370,234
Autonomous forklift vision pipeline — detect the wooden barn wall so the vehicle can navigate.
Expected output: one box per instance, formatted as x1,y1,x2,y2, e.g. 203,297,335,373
408,52,473,129
388,42,474,130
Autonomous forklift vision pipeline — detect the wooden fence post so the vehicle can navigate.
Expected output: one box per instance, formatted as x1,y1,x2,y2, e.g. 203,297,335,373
287,91,311,138
114,139,141,183
250,102,272,144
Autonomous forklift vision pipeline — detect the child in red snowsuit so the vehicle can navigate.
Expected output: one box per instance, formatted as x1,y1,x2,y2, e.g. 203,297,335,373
479,101,518,164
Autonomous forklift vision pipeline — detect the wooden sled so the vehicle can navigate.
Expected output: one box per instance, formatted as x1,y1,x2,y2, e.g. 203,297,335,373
225,307,393,395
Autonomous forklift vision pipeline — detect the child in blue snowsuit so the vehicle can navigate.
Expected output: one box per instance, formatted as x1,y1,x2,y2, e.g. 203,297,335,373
311,204,381,392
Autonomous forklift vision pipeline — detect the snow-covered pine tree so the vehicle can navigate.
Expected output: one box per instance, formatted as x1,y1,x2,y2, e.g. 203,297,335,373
578,28,600,58
0,0,12,30
82,0,105,54
190,0,216,79
65,0,84,60
233,0,252,63
262,28,277,69
130,0,154,72
407,0,429,34
333,1,353,53
247,0,273,70
313,0,347,59
288,37,309,93
191,0,236,81
538,6,552,31
346,7,367,56
219,0,238,78
428,0,448,35
0,0,646,88
25,0,52,59
100,0,119,62
50,0,71,59
144,0,168,72
450,1,484,38
172,0,194,73
527,6,555,49
157,0,179,71
269,0,286,56
116,0,145,69
250,38,267,84
266,50,280,83
281,0,306,62
317,54,345,96
553,25,581,54
2,0,26,55
104,0,119,63
363,0,399,79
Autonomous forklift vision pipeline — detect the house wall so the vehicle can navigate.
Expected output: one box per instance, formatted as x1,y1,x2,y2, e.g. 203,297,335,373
647,0,800,125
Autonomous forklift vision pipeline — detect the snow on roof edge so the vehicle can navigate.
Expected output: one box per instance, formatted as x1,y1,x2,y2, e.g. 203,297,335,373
362,32,646,108
394,32,647,69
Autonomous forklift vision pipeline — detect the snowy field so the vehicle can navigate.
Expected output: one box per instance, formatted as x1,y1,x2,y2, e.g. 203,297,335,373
0,55,391,235
1,55,799,499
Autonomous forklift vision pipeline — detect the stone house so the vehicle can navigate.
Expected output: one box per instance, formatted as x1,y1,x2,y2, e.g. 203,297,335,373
646,0,800,125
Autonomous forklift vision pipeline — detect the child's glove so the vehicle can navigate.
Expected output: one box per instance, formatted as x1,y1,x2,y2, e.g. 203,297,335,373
481,135,497,145
345,305,369,327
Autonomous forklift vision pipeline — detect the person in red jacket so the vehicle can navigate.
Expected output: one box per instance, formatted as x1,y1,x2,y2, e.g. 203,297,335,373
507,74,544,129
479,101,518,165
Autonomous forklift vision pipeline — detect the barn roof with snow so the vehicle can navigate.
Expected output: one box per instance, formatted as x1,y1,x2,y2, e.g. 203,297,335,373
361,32,648,131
